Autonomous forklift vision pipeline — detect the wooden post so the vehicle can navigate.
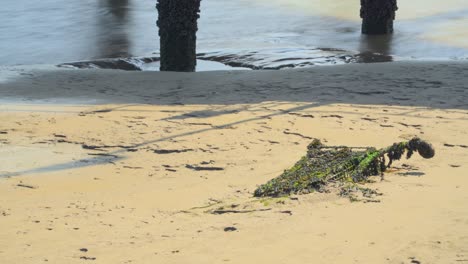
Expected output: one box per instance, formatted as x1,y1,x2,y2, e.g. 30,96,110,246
360,0,398,35
156,0,201,72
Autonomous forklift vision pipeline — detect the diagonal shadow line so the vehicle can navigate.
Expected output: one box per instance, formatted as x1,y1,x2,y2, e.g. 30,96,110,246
118,102,324,149
80,104,142,114
0,156,125,178
0,102,324,177
0,104,141,114
1,102,291,116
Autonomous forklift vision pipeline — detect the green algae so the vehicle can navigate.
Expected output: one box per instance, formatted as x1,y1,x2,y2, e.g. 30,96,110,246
254,137,435,197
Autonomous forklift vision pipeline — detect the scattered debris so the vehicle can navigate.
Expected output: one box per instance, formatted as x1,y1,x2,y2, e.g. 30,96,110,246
126,148,138,152
397,122,422,128
321,115,344,119
17,184,37,189
339,185,383,202
79,256,96,261
283,130,313,140
223,227,237,232
211,208,271,215
87,153,119,158
409,257,421,264
82,144,133,151
444,143,468,148
279,210,293,215
288,113,315,118
154,149,194,154
185,164,224,171
122,166,143,169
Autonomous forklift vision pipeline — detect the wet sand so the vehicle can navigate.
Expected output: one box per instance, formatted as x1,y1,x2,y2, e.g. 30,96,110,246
261,0,468,20
0,62,467,263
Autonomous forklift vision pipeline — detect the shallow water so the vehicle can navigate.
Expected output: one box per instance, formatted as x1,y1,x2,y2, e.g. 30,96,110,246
1,0,467,68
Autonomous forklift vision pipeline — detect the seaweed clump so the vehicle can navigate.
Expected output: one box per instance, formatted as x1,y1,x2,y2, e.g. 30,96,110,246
254,137,434,197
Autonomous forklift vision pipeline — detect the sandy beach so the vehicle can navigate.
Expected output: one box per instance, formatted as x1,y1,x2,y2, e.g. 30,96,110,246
0,62,467,263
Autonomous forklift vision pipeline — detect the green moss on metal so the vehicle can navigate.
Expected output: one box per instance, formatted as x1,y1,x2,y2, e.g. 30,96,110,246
254,137,434,197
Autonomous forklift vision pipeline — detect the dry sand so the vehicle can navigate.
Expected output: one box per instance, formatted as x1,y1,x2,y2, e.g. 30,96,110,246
0,62,467,263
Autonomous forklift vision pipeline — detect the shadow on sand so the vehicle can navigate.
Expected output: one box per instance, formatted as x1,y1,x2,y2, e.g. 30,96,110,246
0,61,467,176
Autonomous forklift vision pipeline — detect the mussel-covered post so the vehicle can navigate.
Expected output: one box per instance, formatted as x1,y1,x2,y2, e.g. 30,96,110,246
360,0,398,34
156,0,201,72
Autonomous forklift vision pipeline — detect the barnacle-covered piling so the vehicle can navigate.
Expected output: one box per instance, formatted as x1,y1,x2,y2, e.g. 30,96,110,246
360,0,398,34
156,0,201,72
254,137,434,197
